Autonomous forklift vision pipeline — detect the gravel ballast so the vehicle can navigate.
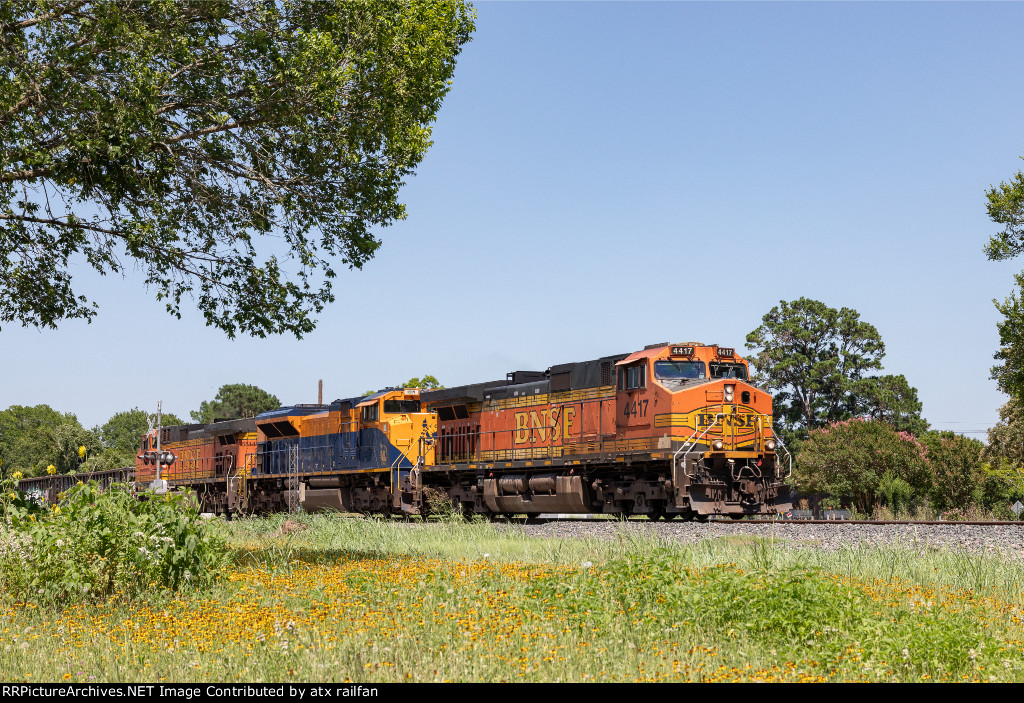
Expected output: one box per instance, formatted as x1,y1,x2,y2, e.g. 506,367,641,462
508,520,1024,561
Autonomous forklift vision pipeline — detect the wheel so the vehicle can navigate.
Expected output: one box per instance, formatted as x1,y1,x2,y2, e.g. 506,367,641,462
694,513,709,523
729,514,745,521
617,500,634,520
525,512,540,520
663,512,679,521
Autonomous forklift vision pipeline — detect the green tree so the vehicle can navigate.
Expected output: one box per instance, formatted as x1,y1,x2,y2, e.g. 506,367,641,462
983,156,1024,397
745,298,888,439
982,157,1024,261
0,404,99,476
88,407,185,470
0,1,475,338
982,398,1024,503
795,418,930,514
858,374,929,436
191,384,280,423
96,408,185,452
400,375,444,389
921,431,985,512
989,273,1024,398
985,398,1024,468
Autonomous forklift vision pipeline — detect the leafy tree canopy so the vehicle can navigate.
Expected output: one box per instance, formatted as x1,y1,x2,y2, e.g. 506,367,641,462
982,157,1024,262
400,375,443,389
984,399,1024,486
858,374,929,436
989,273,1024,398
191,383,280,423
0,404,98,476
95,407,184,452
983,156,1024,398
920,430,985,512
746,298,926,440
0,0,475,338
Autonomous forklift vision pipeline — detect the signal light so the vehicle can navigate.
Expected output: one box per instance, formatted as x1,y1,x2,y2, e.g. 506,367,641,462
159,451,176,466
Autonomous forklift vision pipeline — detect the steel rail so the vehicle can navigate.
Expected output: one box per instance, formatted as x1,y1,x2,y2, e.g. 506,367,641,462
491,516,1024,526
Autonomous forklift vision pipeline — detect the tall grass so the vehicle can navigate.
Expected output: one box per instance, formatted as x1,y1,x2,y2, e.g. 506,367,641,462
4,514,1024,682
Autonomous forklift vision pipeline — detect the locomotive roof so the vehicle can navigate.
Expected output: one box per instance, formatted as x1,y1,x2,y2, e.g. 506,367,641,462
421,351,631,406
256,404,331,420
204,417,258,436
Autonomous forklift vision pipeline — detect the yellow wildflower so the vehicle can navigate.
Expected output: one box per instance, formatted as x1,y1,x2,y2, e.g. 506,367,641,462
51,505,61,514
47,465,56,475
12,471,21,481
78,445,86,459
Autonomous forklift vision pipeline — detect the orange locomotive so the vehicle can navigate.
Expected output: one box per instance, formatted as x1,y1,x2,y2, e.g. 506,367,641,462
421,342,790,520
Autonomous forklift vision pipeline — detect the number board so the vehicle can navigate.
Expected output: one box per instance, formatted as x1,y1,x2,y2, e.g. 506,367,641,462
670,346,695,356
717,348,735,357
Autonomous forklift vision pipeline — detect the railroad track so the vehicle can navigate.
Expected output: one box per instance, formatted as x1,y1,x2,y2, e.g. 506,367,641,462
506,515,1024,527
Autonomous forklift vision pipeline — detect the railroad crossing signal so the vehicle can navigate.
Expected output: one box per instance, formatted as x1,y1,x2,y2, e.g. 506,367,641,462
137,451,175,466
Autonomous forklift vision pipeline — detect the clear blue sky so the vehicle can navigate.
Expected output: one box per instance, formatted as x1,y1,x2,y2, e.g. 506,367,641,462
4,1,1024,438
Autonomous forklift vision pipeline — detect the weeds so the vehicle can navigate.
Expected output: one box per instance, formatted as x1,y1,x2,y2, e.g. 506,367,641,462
3,515,1024,682
0,480,227,605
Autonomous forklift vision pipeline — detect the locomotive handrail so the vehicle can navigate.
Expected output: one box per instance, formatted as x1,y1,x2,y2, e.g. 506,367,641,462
673,413,725,479
773,432,793,480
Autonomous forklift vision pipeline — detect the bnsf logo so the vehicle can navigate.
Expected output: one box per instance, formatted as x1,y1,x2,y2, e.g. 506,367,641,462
696,413,758,428
176,447,202,471
512,407,577,445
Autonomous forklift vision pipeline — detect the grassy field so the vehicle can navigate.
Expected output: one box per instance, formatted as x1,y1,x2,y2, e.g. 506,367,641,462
4,514,1024,682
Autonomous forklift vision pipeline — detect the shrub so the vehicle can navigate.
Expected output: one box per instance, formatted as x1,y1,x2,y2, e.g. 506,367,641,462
920,432,985,512
0,479,227,606
877,470,915,514
795,418,930,514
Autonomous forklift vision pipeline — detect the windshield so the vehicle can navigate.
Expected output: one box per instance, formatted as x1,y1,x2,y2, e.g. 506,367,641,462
709,362,748,380
383,399,421,413
654,361,706,381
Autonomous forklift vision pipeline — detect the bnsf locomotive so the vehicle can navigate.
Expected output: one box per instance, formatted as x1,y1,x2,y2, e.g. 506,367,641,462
130,341,790,520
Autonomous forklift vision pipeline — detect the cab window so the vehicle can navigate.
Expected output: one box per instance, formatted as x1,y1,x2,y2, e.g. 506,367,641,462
383,399,421,413
654,361,706,380
709,362,748,380
617,364,646,390
361,403,379,422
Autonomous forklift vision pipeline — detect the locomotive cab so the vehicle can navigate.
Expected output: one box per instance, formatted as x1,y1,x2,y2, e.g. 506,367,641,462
357,388,437,469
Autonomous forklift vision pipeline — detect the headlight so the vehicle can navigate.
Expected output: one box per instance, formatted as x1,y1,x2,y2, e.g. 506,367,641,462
713,439,724,451
724,384,734,402
766,439,776,451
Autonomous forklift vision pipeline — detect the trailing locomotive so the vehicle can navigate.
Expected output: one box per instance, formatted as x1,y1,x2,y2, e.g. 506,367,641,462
128,341,790,520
